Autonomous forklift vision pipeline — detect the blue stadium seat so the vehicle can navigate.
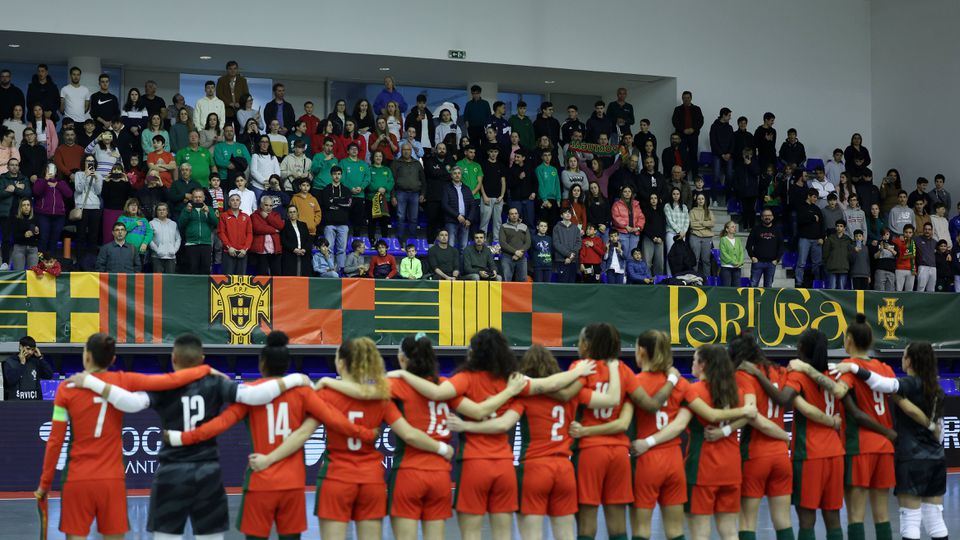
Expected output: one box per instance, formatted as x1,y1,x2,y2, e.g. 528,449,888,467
812,279,825,289
654,275,669,284
805,158,825,172
706,276,720,286
940,378,958,396
702,173,714,190
711,248,721,267
699,152,714,167
740,277,751,287
782,251,798,268
727,199,742,215
411,237,430,254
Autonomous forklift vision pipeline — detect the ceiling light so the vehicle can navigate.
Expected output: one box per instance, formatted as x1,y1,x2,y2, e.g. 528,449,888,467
8,44,20,48
379,67,391,71
199,55,212,60
544,80,556,84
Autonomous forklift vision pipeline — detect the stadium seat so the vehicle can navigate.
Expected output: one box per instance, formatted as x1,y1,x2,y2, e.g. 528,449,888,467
805,158,825,172
740,277,751,287
699,152,714,167
812,279,825,289
782,251,798,268
706,276,720,286
410,237,430,254
727,199,742,215
654,275,669,284
711,248,721,267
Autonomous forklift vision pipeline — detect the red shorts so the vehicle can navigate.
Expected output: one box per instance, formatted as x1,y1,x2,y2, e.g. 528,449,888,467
315,479,386,522
574,445,633,506
518,457,578,516
60,479,128,536
455,459,517,515
388,469,452,521
238,489,306,537
793,456,844,511
633,447,687,509
846,453,895,489
686,484,741,515
742,453,793,498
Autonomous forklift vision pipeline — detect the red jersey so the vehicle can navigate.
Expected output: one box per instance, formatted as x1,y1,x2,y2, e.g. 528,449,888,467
633,373,689,451
839,357,896,455
515,391,590,461
784,370,845,461
389,377,459,472
180,383,375,491
736,366,789,460
317,387,401,484
39,366,212,491
448,371,523,461
684,382,744,486
570,360,641,449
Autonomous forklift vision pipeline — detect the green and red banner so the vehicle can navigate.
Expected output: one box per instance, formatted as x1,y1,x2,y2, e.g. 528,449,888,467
7,271,958,350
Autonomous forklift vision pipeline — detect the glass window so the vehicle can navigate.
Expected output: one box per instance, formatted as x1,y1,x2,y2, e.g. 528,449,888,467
179,73,272,114
4,62,122,106
330,81,541,121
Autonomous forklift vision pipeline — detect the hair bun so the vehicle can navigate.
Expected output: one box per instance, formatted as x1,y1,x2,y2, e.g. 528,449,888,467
265,331,289,347
855,313,867,324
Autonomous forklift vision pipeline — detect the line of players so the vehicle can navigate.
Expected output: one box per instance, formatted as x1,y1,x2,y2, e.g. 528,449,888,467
35,317,947,540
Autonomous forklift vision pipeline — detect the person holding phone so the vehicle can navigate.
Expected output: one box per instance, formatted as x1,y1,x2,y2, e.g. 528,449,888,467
2,335,53,400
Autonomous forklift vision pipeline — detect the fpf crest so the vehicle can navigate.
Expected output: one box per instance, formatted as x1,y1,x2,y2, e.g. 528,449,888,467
877,297,904,341
210,275,272,344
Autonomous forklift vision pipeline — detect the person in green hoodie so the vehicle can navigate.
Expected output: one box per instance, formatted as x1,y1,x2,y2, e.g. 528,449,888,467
116,198,153,262
822,219,853,289
178,188,219,274
719,220,746,286
535,149,561,231
338,142,370,235
366,149,394,242
508,100,535,149
310,137,337,194
211,124,250,191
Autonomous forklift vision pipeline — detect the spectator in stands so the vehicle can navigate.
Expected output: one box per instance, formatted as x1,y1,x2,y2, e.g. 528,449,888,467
85,129,121,178
879,173,901,215
463,85,491,146
462,231,500,281
370,116,399,163
390,142,425,241
3,105,27,147
485,101,511,147
935,239,954,292
140,80,166,122
585,181,610,237
2,336,52,401
434,108,461,151
224,175,254,216
887,191,913,237
250,197,283,276
298,101,320,140
142,114,170,159
96,220,141,272
112,115,142,168
217,193,251,275
100,163,134,244
844,194,866,240
824,148,845,186
0,69,24,122
402,95,433,155
667,233,699,280
661,133,684,177
287,120,312,158
170,163,204,218
561,156,588,200
951,202,960,245
663,186,689,271
552,207,581,283
560,105,585,147
215,61,248,127
835,172,857,210
907,177,932,210
636,155,665,204
562,184,586,231
760,164,784,216
778,128,806,169
844,133,871,182
148,202,179,274
212,125,249,191
27,64,59,123
72,155,103,270
120,88,148,132
117,198,151,262
321,166,352,269
311,237,339,278
326,99,348,136
398,244,423,280
626,247,653,284
237,95,264,136
287,179,319,239
18,128,46,182
198,113,223,150
477,147,506,239
930,203,951,247
931,173,951,211
893,224,916,291
692,175,712,209
533,102,561,146
585,100,613,144
53,127,82,178
10,198,38,270
179,188,217,274
508,100,535,150
671,91,703,177
398,126,424,161
753,112,777,169
503,151,533,229
278,204,310,276
823,220,852,289
733,148,761,230
850,230,871,290
280,139,311,192
31,104,58,159
637,139,659,177
603,230,626,283
795,188,825,287
309,136,337,193
581,151,623,199
688,193,714,276
367,149,394,241
175,130,216,188
422,142,455,241
367,239,398,279
913,197,930,234
33,163,71,257
579,223,606,282
746,209,783,287
263,83,295,135
915,222,937,292
530,219,553,282
610,184,645,259
607,87,635,141
709,107,734,192
499,207,530,282
866,203,887,250
168,107,192,154
666,165,692,209
730,116,753,179
808,167,835,209
641,192,666,276
426,230,459,281
194,81,225,133
457,146,483,206
373,76,407,117
0,157,27,268
873,228,897,291
442,166,477,250
266,120,289,159
247,135,279,198
821,193,846,236
535,150,561,231
343,239,368,278
717,220,745,286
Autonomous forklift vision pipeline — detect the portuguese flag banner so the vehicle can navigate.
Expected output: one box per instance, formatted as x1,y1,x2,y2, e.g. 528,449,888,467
8,271,958,350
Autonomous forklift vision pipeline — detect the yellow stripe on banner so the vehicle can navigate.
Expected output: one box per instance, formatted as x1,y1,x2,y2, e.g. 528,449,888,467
0,324,27,328
490,281,502,331
374,301,440,306
376,329,441,333
451,281,464,346
0,279,26,284
463,280,477,342
0,310,27,314
438,281,452,346
855,290,865,319
478,281,490,329
374,315,440,320
70,272,100,299
27,272,56,298
28,312,56,342
70,313,100,343
374,287,439,293
0,294,26,298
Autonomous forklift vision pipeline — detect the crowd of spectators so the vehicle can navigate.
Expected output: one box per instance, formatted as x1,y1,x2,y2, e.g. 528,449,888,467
1,62,958,292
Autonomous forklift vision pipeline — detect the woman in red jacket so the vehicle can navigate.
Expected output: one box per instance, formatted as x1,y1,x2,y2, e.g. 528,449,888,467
334,118,367,161
218,193,253,275
250,195,285,276
611,185,646,262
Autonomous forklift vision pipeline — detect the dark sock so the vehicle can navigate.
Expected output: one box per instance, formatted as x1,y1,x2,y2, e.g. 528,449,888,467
776,527,796,540
245,536,268,540
875,521,892,540
632,536,649,540
740,532,758,540
278,535,301,540
669,536,686,540
848,522,865,540
610,535,628,540
827,527,845,540
577,536,594,540
798,529,816,540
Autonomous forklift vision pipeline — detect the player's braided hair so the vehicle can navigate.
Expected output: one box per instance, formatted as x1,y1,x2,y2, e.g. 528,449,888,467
337,337,389,399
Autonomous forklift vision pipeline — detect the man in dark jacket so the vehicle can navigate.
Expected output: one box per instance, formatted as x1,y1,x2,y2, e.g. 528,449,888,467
637,156,665,203
2,336,53,400
96,221,142,272
442,166,479,250
732,116,755,160
795,188,824,287
585,101,614,144
404,94,435,155
709,108,735,193
263,83,295,135
661,133,685,176
778,128,807,169
26,64,59,122
560,105,586,147
667,235,698,276
0,69,25,122
609,155,642,202
606,88,635,141
423,143,456,242
746,209,784,287
320,166,352,269
671,91,704,179
753,112,778,169
533,102,561,146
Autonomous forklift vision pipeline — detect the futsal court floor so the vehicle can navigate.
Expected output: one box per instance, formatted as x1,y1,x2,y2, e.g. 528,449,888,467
1,476,956,539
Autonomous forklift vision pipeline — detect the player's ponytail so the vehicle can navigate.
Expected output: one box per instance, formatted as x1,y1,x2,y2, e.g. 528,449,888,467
338,337,389,399
400,334,438,382
260,331,291,376
846,312,874,353
904,341,944,422
636,330,672,372
518,344,560,378
697,344,738,409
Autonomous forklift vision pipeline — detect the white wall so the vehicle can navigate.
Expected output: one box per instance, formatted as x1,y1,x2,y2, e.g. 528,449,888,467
1,0,872,157
871,0,958,186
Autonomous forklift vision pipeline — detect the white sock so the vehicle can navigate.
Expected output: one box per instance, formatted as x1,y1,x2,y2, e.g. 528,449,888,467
152,533,184,540
899,507,921,539
194,534,225,540
921,502,948,538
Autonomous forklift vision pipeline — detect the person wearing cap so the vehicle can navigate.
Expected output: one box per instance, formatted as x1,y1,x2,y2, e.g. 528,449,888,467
2,336,53,400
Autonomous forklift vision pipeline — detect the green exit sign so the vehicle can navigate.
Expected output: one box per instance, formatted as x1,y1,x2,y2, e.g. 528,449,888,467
448,50,466,60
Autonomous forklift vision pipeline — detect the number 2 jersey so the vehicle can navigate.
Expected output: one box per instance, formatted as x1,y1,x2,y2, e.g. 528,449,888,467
181,382,376,491
736,366,790,460
570,360,642,449
39,366,212,491
784,370,844,461
838,357,896,456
